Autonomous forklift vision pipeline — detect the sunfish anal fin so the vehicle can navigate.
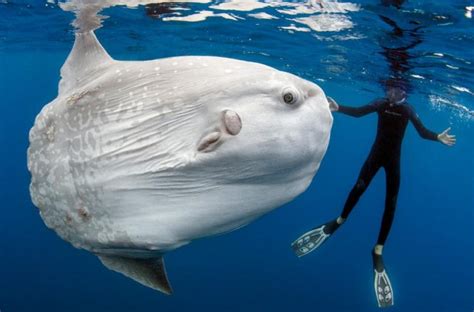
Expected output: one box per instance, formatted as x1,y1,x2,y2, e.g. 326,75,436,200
59,31,113,95
97,255,173,295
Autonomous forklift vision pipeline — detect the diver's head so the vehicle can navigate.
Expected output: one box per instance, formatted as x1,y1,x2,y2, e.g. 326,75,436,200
386,87,407,104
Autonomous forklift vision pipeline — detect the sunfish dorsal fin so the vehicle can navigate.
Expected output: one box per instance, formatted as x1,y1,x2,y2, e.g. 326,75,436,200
59,31,113,94
97,255,173,295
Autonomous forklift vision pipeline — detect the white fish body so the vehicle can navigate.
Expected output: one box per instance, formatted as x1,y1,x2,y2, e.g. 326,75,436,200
28,31,333,293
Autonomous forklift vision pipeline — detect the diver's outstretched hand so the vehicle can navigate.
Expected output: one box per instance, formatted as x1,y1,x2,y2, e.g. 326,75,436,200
327,96,339,112
438,127,456,146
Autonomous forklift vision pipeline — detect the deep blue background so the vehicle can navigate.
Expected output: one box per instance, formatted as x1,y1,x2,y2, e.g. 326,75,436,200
0,1,473,311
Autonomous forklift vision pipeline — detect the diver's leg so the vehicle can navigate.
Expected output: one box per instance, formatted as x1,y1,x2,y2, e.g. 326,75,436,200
291,153,380,257
339,153,381,221
373,160,400,308
375,159,400,250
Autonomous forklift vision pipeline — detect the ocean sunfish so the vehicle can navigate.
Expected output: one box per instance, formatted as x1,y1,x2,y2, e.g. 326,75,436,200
27,31,333,294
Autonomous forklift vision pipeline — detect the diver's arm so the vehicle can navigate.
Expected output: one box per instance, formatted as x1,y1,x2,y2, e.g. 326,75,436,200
408,109,438,140
328,97,381,117
408,107,456,145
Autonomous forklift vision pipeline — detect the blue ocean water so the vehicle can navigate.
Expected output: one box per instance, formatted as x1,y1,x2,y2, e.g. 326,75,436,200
0,1,473,311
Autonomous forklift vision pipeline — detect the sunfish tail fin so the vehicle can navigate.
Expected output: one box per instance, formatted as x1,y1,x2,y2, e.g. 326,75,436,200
59,31,113,95
97,255,173,295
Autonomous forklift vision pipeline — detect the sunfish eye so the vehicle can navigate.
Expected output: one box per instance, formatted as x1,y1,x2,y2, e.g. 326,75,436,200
282,87,299,105
283,92,294,104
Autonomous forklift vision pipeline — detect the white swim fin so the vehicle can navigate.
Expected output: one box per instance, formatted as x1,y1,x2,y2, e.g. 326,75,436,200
372,252,394,308
291,219,340,257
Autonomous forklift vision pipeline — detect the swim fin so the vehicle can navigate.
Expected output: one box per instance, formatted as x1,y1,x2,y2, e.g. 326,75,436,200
373,252,394,308
291,219,340,257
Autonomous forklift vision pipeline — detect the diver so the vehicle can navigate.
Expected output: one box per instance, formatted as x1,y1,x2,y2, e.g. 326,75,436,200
291,87,456,308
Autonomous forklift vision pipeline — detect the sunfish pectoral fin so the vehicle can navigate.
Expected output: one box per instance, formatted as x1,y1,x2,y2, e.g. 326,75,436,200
59,31,113,95
97,255,173,295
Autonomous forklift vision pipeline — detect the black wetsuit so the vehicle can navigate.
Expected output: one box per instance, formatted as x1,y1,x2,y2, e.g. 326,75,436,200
338,98,438,245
